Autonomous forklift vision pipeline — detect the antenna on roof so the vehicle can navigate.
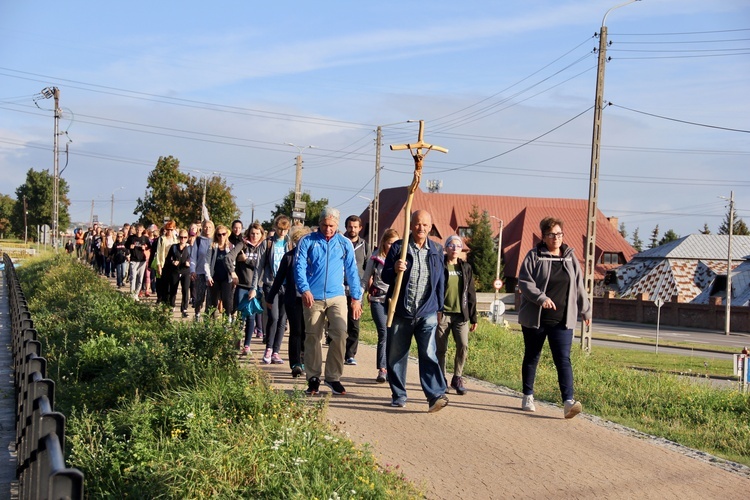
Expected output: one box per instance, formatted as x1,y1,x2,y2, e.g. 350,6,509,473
427,179,443,193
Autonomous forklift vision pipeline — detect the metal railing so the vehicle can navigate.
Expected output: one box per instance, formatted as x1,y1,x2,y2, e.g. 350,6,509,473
3,254,84,499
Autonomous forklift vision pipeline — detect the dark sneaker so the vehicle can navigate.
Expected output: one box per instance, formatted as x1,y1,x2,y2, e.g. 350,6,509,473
305,377,320,395
391,397,407,407
324,380,347,395
451,375,468,396
376,369,387,383
428,395,449,413
291,364,304,378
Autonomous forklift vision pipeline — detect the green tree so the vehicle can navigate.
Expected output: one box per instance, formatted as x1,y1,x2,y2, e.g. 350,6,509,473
618,222,627,239
718,205,750,236
134,156,189,227
648,225,659,249
658,229,680,246
135,157,240,229
700,223,711,235
10,169,70,240
266,190,328,230
0,193,15,238
631,227,643,252
465,205,497,292
177,174,240,228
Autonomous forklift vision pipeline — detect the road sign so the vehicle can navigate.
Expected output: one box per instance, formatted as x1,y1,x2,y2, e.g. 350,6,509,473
493,279,503,290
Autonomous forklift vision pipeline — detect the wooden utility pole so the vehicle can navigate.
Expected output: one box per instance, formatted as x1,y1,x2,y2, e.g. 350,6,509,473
386,120,448,327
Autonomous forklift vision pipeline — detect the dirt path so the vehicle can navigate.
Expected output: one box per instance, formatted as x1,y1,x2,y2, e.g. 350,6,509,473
251,335,750,499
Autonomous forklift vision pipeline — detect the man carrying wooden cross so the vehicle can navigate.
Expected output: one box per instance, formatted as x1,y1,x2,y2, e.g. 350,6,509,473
382,121,449,412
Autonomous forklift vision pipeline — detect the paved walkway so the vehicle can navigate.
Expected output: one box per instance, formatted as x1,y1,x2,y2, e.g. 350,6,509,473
0,272,18,499
250,330,750,499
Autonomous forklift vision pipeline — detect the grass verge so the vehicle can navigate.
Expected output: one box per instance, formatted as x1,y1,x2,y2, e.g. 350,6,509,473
19,254,421,499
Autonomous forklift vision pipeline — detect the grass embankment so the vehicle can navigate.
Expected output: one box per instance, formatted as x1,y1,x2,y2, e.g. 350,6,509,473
18,254,420,499
359,311,750,467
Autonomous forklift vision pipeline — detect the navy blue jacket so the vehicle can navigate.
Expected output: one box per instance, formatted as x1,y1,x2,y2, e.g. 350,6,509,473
382,236,444,320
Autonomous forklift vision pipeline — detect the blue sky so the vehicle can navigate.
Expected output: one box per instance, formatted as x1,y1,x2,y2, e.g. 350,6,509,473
1,0,748,240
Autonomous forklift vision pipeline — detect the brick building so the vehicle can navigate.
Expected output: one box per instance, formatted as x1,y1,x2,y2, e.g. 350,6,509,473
360,187,636,293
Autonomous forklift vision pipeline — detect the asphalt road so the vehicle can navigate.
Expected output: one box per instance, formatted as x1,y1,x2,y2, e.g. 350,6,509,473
502,311,750,361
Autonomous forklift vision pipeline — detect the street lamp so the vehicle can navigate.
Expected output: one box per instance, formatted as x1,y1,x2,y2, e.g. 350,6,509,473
490,215,504,323
373,120,415,244
719,191,735,335
581,0,641,353
285,143,316,223
110,186,125,228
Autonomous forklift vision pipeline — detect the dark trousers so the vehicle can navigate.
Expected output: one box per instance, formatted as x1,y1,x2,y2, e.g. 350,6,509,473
286,296,305,368
344,296,360,359
167,269,191,312
521,324,575,402
263,284,287,354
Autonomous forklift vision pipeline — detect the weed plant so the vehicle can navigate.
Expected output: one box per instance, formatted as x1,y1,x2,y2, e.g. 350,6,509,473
19,255,420,499
359,308,750,466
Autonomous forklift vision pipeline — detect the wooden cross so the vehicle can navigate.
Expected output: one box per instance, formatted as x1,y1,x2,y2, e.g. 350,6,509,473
386,120,448,327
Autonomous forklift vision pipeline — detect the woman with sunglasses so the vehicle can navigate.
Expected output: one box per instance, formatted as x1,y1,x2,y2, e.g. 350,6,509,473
163,229,192,318
517,217,591,419
205,225,234,320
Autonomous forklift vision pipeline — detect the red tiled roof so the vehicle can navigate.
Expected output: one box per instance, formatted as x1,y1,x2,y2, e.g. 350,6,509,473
362,187,636,280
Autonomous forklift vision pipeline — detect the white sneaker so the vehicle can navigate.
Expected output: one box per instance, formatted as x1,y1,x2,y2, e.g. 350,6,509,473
564,399,582,419
521,394,536,412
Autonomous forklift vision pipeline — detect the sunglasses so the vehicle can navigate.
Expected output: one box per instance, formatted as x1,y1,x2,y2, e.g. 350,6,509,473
218,232,227,236
179,236,188,239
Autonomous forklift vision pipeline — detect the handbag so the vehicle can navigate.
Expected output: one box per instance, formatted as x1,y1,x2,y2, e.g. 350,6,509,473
237,290,264,319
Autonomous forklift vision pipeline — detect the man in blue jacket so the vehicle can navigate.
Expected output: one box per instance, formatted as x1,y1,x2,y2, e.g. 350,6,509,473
294,207,363,396
382,210,448,412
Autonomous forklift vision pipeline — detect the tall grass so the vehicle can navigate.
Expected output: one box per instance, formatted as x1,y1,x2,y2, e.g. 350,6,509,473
19,254,420,499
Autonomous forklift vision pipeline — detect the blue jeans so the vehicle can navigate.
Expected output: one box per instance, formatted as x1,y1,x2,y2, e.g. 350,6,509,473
521,324,575,402
115,262,126,287
237,288,257,348
370,301,388,370
387,313,446,402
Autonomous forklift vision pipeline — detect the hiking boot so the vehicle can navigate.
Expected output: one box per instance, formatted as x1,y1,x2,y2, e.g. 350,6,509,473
564,399,582,419
428,395,449,413
271,353,284,364
305,377,320,395
451,375,468,396
522,394,536,412
391,397,407,408
376,369,387,384
324,380,347,395
291,364,305,378
345,357,357,366
262,348,272,364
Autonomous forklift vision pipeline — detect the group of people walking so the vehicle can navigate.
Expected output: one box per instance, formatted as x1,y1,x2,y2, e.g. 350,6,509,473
74,210,591,418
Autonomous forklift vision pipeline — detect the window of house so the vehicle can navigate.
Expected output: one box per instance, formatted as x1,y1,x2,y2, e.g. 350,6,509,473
599,252,621,265
457,227,470,238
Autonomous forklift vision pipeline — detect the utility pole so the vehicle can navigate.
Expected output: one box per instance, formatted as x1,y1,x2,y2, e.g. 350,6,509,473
23,195,28,245
581,0,640,353
111,186,124,228
373,125,382,244
285,143,315,224
725,190,735,335
89,199,94,229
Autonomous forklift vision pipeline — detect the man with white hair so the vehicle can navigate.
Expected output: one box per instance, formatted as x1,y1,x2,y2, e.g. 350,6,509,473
294,207,363,396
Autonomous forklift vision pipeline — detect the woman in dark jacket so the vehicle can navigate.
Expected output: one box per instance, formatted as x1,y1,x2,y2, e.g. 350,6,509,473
205,224,234,320
435,234,478,396
226,222,266,355
266,226,311,377
110,231,129,288
163,229,192,318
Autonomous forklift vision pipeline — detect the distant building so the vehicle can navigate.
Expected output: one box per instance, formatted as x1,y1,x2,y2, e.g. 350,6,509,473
360,187,636,293
612,234,750,306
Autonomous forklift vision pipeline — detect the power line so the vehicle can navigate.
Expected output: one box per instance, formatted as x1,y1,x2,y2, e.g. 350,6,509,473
609,103,750,133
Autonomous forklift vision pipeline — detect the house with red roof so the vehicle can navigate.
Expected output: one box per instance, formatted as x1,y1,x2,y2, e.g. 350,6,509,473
359,187,636,293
